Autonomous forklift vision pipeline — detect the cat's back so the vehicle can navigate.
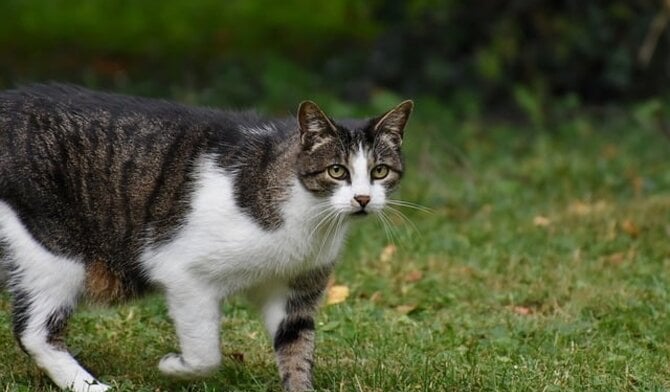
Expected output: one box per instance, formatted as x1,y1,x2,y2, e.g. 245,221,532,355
0,83,241,145
0,84,281,266
0,84,268,192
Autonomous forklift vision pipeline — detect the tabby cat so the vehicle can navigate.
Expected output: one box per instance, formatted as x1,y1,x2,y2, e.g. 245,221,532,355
0,84,413,391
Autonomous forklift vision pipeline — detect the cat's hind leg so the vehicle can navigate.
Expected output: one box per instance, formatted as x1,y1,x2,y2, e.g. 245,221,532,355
0,203,110,392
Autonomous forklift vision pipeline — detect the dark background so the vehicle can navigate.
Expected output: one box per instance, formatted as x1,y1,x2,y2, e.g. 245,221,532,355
2,0,670,116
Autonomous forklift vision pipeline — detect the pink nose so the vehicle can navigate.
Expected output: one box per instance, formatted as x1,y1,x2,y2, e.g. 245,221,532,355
354,195,370,208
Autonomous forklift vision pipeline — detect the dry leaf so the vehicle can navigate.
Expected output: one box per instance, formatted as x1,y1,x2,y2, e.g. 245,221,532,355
630,175,643,196
229,352,245,363
601,144,618,159
621,219,640,238
606,252,626,266
380,244,397,263
404,269,424,283
533,215,551,227
568,200,609,216
568,201,591,216
326,285,350,305
513,306,532,316
370,291,383,303
395,304,417,315
572,248,582,262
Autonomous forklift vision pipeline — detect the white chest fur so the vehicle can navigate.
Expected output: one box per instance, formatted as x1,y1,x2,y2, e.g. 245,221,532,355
142,158,347,297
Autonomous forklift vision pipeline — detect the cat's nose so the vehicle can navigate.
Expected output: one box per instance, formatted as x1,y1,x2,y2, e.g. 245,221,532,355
354,195,371,208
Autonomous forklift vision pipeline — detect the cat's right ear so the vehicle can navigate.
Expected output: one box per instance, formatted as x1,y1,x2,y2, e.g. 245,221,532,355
297,101,337,148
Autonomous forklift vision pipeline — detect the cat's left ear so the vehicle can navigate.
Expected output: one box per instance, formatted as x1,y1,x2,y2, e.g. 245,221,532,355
373,100,414,145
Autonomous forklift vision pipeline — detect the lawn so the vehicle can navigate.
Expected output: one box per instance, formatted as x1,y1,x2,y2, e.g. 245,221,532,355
1,94,669,391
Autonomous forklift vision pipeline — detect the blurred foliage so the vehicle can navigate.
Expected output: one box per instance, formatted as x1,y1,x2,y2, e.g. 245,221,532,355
1,0,669,108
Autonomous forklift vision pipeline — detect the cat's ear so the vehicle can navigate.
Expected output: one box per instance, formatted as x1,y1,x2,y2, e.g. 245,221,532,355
297,100,337,148
373,100,414,145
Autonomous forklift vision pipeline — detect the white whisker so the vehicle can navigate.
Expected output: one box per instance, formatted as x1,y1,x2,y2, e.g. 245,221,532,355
386,199,434,214
314,209,341,263
384,206,423,241
376,210,397,245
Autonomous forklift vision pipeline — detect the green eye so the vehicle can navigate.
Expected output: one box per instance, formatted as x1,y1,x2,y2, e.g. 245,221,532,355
372,165,390,179
327,165,348,179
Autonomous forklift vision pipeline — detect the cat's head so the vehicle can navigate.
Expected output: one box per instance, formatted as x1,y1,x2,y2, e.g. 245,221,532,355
296,100,413,216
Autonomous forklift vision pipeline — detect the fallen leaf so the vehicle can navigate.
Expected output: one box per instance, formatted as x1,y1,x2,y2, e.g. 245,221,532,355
601,144,618,159
404,269,423,283
512,306,532,316
572,248,582,262
620,219,640,238
567,200,609,216
229,352,245,363
533,215,551,227
395,304,417,315
477,204,493,215
606,220,617,241
380,244,397,263
370,291,383,303
630,175,643,196
568,201,591,216
605,252,626,266
326,285,350,305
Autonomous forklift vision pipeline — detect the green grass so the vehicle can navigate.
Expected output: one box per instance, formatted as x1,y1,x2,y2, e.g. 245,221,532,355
1,95,670,391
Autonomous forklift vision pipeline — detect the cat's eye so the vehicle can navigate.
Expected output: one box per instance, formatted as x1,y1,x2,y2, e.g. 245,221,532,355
327,165,348,180
371,165,390,180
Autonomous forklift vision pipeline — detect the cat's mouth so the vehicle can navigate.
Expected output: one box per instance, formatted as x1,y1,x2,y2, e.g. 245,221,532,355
353,210,368,216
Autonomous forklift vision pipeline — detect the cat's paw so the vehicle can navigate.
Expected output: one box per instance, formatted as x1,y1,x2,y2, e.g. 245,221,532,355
67,379,111,392
158,353,219,378
67,380,110,392
83,383,112,392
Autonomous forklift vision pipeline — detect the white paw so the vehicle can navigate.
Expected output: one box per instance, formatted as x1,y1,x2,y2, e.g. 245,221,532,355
68,380,111,392
83,383,111,392
158,353,218,378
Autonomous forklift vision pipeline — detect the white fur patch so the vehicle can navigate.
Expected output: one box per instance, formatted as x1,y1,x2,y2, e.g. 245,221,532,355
0,202,109,392
256,285,290,337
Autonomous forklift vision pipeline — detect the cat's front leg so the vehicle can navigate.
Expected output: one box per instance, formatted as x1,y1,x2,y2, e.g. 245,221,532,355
257,267,331,392
159,283,222,377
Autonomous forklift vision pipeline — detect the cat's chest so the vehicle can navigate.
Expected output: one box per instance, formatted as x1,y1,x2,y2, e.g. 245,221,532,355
142,159,345,294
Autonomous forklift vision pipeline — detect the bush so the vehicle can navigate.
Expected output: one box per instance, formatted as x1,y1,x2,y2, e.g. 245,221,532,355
1,0,668,106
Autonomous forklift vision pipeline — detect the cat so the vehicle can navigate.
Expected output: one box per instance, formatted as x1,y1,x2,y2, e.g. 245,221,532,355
0,84,413,392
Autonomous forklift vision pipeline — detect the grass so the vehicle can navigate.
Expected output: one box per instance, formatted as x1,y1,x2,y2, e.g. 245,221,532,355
1,94,670,391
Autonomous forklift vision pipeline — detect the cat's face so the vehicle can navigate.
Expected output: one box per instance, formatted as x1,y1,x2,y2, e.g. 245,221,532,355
296,100,413,216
